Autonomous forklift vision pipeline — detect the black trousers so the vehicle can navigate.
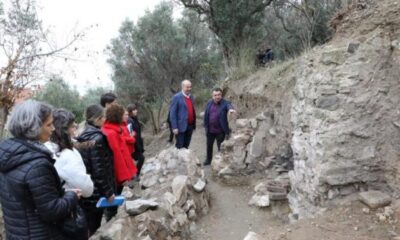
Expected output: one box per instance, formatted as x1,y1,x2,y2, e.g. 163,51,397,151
83,208,104,237
176,125,194,149
206,132,225,163
168,125,174,143
134,151,145,175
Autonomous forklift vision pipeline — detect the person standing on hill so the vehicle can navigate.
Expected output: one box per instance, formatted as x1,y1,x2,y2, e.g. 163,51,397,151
122,109,136,157
127,104,145,178
169,80,196,149
203,87,236,166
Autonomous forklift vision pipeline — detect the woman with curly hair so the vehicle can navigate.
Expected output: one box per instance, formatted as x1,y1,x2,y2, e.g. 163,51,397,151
102,104,137,220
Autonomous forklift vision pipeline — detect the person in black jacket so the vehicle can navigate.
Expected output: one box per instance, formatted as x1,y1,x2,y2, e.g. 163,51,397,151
77,104,116,236
126,104,145,177
0,100,80,240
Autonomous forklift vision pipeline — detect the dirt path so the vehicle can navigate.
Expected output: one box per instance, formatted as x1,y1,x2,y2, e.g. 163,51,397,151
186,126,289,240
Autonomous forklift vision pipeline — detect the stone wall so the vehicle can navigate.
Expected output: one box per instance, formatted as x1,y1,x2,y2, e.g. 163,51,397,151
289,0,400,217
219,0,400,219
91,148,209,240
212,115,293,183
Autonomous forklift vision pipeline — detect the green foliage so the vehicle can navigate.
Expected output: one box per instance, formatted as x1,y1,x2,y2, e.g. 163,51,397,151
179,0,273,70
107,2,223,132
81,87,109,107
266,0,343,59
107,2,222,103
179,0,343,70
34,77,85,122
193,87,211,109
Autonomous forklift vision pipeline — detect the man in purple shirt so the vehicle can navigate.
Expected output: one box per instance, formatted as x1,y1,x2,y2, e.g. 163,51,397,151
203,88,236,166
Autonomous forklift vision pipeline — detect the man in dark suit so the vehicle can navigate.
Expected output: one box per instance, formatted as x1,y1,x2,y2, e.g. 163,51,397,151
203,87,236,166
169,80,196,149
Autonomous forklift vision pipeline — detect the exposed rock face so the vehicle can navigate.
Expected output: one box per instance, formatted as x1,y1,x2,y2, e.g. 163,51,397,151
222,0,400,219
91,147,209,240
289,0,400,218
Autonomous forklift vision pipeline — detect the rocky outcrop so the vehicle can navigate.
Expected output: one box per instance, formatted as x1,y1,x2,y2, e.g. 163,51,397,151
91,147,209,240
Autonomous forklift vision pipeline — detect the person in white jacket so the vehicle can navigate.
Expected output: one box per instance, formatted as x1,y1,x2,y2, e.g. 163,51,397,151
45,109,94,198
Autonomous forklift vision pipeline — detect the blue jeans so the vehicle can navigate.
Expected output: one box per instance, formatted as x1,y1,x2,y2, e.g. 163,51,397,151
176,124,194,149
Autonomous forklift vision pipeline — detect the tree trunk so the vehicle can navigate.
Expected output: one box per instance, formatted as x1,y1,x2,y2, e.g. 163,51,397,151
144,104,159,134
156,102,164,134
0,107,8,139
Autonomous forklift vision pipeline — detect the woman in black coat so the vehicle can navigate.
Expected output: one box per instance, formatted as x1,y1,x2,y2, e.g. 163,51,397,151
0,100,80,240
77,104,116,236
127,104,145,176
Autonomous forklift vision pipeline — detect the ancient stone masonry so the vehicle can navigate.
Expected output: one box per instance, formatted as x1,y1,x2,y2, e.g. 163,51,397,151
91,147,210,240
218,0,400,220
288,0,400,218
212,116,293,183
211,115,294,208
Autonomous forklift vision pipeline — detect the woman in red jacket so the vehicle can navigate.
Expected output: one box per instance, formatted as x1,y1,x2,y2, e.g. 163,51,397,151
102,104,137,185
102,104,137,220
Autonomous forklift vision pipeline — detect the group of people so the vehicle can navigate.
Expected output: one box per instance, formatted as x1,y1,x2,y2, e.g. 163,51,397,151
168,80,236,165
0,79,235,239
0,93,145,239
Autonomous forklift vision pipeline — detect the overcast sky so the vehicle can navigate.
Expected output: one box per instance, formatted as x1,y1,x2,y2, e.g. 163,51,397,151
37,0,166,94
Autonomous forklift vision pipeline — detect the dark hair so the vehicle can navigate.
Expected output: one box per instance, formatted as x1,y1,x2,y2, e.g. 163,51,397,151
100,93,117,107
50,109,75,151
212,87,223,93
106,104,124,124
127,103,138,117
86,104,104,126
7,100,53,140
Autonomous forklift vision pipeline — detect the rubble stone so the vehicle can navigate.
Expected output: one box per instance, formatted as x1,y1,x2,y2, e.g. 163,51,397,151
359,191,392,209
172,175,189,202
91,147,209,240
193,179,206,193
243,231,263,240
125,199,158,216
249,195,270,207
